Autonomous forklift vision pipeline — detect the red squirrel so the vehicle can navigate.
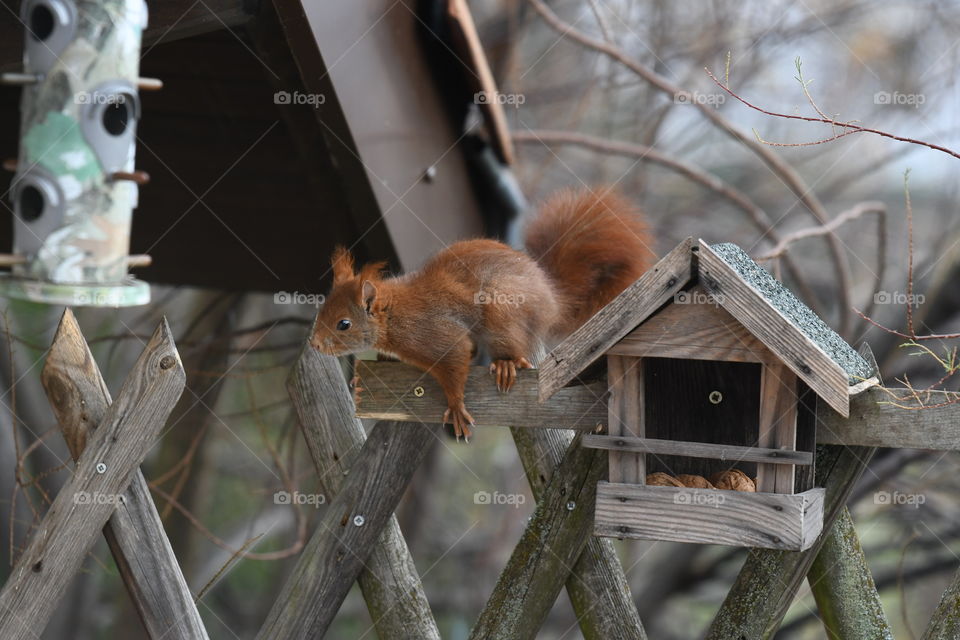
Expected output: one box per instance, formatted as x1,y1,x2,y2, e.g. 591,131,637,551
311,187,655,441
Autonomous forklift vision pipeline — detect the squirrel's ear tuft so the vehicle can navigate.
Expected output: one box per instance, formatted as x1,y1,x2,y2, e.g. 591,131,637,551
361,280,378,312
331,246,355,284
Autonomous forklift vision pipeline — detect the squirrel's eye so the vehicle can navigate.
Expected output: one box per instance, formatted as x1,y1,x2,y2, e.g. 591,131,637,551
336,319,352,331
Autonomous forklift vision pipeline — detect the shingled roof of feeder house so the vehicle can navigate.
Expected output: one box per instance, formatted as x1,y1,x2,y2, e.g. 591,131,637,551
537,237,878,418
707,242,874,384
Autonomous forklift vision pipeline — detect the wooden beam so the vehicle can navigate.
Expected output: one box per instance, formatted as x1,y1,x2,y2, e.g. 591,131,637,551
354,360,607,429
287,347,440,639
595,483,824,551
539,237,694,401
606,355,643,483
818,387,960,450
705,444,876,638
353,361,960,451
469,435,607,640
511,427,647,640
756,362,799,493
583,435,812,466
254,420,441,639
40,310,208,640
808,508,893,639
699,240,852,417
0,319,185,640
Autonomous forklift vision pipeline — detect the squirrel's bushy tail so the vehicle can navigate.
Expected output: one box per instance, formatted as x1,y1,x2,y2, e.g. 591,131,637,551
525,187,656,339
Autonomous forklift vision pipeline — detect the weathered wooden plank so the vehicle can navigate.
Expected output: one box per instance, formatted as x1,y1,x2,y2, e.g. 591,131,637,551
698,240,852,417
0,319,185,640
354,360,960,450
808,507,893,640
40,310,208,640
818,387,960,449
757,362,799,493
606,355,643,483
595,483,823,551
539,238,694,401
583,435,812,465
923,564,960,639
705,444,876,639
511,427,646,640
354,360,607,429
607,287,775,364
469,434,606,640
287,347,439,640
255,419,441,639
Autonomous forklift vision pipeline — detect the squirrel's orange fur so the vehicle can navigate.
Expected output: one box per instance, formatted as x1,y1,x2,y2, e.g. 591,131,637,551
311,187,655,440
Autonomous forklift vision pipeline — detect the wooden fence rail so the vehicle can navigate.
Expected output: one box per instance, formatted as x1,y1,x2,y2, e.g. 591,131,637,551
0,314,186,639
286,346,440,639
41,310,208,639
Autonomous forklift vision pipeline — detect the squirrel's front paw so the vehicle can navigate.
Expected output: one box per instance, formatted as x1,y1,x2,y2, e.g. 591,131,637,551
443,404,475,443
490,357,534,392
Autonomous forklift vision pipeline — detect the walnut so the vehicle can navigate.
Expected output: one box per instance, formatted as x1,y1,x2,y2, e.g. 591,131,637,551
677,474,716,489
646,472,684,487
709,469,756,492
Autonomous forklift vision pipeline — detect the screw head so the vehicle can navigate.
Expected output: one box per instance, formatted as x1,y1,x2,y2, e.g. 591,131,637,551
413,386,425,398
95,462,107,474
708,390,723,405
566,501,576,511
353,515,365,527
159,355,176,370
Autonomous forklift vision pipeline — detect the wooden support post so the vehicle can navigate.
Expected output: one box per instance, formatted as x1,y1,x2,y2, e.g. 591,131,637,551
286,347,440,639
40,310,208,640
607,355,644,484
705,443,876,639
0,319,185,640
808,507,893,639
255,419,441,639
923,566,960,639
469,434,606,640
511,427,647,640
756,362,798,493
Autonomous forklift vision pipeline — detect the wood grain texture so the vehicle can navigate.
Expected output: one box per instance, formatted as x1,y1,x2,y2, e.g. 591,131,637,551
606,355,643,483
817,387,960,449
39,310,208,640
583,435,812,465
0,319,185,640
607,287,775,363
358,360,960,450
469,434,606,640
255,420,441,640
287,347,439,640
705,444,877,639
756,362,799,493
539,237,694,401
643,358,761,479
595,483,824,550
698,240,851,417
808,508,893,639
354,360,607,429
511,428,646,640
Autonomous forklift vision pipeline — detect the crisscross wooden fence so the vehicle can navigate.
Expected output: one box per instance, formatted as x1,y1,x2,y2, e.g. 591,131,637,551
2,309,960,639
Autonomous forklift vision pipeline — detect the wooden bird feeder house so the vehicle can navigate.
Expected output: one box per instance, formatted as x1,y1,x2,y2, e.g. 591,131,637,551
539,238,879,551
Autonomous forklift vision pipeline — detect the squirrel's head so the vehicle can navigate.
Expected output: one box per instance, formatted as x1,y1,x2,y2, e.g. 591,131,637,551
311,246,387,356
